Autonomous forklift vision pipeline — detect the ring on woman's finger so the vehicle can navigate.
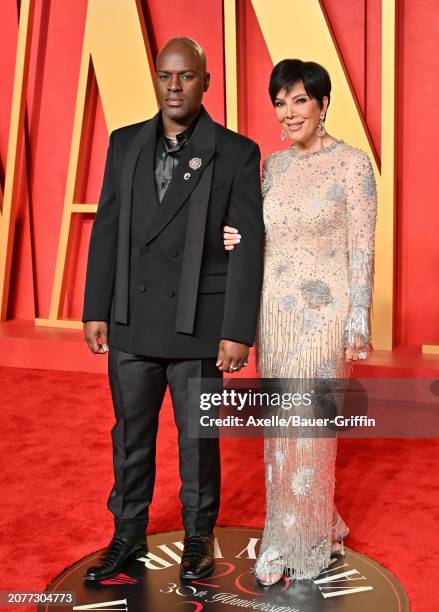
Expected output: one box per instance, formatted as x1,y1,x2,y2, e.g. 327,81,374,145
358,350,368,359
243,362,248,366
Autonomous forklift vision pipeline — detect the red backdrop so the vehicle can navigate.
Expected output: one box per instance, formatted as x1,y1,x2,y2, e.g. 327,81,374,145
1,0,438,346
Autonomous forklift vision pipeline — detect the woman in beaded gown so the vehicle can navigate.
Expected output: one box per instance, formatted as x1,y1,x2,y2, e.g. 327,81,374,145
224,60,377,584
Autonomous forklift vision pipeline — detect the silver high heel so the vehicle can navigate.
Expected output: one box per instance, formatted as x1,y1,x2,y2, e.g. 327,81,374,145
330,514,349,561
257,571,284,587
255,549,284,586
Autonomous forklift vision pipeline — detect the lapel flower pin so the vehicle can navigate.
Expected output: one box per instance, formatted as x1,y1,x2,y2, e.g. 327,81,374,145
189,157,202,170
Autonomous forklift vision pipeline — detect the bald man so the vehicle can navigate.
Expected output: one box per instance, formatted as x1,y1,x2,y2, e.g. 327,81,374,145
82,38,264,581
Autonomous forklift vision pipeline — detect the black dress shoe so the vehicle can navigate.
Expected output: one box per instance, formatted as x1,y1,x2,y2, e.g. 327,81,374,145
180,534,214,580
84,534,148,581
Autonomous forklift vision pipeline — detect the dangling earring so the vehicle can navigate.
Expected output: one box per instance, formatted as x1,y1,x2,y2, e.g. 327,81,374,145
317,114,326,137
281,128,287,141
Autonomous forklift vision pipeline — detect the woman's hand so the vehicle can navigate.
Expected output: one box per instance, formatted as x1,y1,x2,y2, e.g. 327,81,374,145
345,335,368,361
223,225,241,251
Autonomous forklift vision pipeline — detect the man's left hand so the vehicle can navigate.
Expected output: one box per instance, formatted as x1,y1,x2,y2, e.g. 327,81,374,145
216,340,249,373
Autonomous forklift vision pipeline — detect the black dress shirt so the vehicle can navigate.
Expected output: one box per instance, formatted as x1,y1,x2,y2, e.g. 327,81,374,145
154,114,198,203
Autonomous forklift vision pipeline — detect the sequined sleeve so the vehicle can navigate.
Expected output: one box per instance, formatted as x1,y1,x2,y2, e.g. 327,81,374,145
343,149,377,348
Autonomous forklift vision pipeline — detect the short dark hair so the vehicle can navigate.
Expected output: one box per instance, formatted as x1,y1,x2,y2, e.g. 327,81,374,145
269,59,331,109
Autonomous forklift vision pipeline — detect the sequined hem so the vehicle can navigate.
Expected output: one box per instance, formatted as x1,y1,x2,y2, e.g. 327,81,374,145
254,527,350,583
254,546,333,582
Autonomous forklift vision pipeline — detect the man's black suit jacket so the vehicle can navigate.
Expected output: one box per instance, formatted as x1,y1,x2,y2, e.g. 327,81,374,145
82,106,264,358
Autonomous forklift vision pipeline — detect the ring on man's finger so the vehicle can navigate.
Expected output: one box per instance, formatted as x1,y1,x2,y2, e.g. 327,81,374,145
229,365,238,371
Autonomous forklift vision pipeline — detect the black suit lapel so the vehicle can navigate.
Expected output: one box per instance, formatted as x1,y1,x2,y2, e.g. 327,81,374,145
175,160,214,334
132,134,159,230
145,107,216,245
117,111,160,246
114,111,160,323
119,111,160,218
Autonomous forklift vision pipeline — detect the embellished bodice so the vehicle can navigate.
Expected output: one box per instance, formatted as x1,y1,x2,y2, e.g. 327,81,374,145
264,142,349,256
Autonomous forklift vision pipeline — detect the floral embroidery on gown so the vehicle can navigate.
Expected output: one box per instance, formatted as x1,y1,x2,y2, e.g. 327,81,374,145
255,140,377,580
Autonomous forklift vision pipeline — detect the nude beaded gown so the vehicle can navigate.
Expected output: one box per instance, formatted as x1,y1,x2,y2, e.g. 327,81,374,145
254,139,377,580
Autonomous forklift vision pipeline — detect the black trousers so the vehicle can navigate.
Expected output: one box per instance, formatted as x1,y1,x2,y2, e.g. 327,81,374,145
107,347,222,536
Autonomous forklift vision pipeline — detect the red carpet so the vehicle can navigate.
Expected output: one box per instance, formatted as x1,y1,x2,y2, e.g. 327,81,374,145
0,366,437,610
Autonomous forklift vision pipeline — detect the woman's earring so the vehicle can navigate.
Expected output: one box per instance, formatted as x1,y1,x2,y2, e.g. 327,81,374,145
281,128,287,141
317,114,326,137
